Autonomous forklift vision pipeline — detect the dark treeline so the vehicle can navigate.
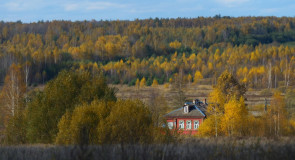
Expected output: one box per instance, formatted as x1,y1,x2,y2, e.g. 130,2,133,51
1,17,295,85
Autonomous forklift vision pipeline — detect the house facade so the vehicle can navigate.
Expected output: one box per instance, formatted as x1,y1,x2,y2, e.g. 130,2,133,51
164,99,207,135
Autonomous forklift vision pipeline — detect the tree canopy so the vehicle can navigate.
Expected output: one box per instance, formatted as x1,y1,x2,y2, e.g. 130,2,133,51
26,70,116,143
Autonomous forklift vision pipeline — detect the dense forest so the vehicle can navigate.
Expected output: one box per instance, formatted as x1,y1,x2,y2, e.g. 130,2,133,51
0,17,295,88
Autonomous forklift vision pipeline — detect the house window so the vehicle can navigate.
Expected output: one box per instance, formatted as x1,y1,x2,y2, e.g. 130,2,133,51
179,120,184,129
194,120,199,130
186,120,192,129
168,122,174,129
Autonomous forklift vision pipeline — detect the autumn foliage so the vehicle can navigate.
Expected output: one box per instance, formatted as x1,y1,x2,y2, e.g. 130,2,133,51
199,72,294,137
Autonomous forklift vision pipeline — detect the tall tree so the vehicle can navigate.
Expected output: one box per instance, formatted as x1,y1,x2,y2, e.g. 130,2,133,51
267,91,288,136
0,63,25,117
199,71,247,137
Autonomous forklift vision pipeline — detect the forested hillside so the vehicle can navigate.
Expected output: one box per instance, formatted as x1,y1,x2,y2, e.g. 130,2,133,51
0,17,295,89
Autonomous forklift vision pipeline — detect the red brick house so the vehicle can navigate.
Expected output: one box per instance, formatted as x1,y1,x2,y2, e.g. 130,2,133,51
164,99,207,135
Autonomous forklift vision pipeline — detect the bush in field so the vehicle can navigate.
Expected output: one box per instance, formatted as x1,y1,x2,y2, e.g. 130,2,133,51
56,100,111,144
56,101,115,144
4,112,26,144
98,99,154,144
56,99,156,145
25,70,117,143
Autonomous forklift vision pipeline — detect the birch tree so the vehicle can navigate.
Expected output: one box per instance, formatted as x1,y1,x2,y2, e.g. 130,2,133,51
0,63,25,117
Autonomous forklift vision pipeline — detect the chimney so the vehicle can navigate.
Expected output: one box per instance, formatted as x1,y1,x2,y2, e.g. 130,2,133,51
193,99,200,105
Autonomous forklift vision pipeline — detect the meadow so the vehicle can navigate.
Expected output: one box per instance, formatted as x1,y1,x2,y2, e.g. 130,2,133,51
1,138,295,160
113,79,273,109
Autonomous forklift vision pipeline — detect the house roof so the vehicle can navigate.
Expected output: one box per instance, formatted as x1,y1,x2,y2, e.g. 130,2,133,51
164,105,206,118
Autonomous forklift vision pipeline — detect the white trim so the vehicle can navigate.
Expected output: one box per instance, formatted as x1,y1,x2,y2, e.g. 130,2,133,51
186,120,192,129
194,120,199,130
179,120,184,129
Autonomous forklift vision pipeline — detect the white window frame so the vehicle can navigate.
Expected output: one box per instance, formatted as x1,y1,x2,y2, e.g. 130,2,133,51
194,120,199,130
186,120,192,129
168,122,174,129
179,120,184,129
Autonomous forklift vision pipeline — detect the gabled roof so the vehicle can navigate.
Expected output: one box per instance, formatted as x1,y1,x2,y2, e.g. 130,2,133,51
164,105,206,118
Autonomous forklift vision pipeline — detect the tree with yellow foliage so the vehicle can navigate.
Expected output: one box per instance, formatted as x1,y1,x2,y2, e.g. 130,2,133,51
199,71,247,137
0,64,26,144
221,97,248,136
199,113,222,137
56,100,111,145
193,70,203,84
99,100,153,144
266,91,288,136
199,88,225,137
151,79,159,87
140,77,146,87
135,78,140,89
0,64,25,117
56,99,155,145
187,74,192,85
169,40,181,49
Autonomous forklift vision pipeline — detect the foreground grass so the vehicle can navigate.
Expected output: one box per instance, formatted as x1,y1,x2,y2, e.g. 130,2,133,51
1,138,295,160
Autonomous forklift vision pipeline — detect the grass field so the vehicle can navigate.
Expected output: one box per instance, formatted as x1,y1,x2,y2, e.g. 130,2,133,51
1,138,294,160
112,83,273,110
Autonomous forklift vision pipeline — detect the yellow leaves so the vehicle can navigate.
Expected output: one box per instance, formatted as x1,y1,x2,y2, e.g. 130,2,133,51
250,51,258,63
199,115,221,137
171,52,178,62
98,99,153,144
201,72,250,137
188,53,196,63
208,89,226,112
214,49,220,61
1,63,26,117
56,100,113,144
221,97,247,136
237,67,244,78
187,74,192,83
151,79,159,87
265,91,288,136
243,67,248,74
248,66,265,77
68,46,80,60
169,40,181,49
55,111,73,145
135,78,140,88
237,67,249,84
94,35,129,59
257,66,265,74
140,77,146,87
105,42,116,56
164,83,169,88
208,62,213,71
193,70,203,84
